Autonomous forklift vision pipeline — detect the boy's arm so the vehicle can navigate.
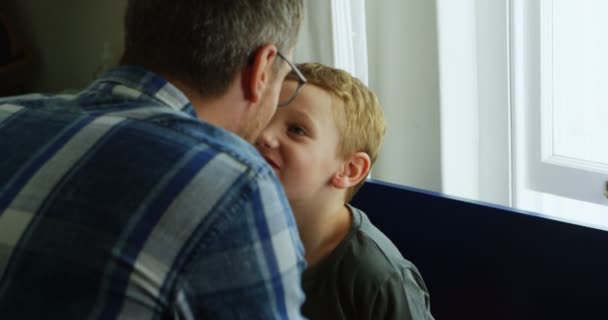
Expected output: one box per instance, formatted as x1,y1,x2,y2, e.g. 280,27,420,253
178,171,307,319
370,268,434,320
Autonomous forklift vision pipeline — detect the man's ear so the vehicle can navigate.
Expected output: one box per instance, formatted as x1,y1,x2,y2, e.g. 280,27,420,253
331,152,371,189
244,44,278,104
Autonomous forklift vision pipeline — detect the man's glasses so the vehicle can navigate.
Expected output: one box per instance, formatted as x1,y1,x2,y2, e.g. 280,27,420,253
277,51,306,107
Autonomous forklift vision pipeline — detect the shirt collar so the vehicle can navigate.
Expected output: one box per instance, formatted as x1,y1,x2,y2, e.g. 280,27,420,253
92,65,197,117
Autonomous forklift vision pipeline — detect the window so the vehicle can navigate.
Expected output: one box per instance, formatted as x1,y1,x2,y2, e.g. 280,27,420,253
511,0,608,228
438,0,608,229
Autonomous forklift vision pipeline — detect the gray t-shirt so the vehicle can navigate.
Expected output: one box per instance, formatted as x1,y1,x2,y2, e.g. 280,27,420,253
301,205,434,320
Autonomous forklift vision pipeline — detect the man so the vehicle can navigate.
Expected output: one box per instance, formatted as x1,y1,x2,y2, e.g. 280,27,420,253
0,1,306,319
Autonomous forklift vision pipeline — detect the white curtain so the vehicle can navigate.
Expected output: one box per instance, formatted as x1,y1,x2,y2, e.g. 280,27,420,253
436,0,511,206
293,0,368,84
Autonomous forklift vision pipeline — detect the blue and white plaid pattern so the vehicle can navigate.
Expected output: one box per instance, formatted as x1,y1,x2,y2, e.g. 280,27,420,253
0,66,306,319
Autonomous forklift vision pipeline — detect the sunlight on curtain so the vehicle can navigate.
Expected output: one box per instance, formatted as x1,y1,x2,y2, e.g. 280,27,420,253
330,0,368,84
293,0,368,85
294,2,333,65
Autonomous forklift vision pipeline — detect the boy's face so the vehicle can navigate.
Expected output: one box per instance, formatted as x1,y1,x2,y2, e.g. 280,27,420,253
256,81,344,203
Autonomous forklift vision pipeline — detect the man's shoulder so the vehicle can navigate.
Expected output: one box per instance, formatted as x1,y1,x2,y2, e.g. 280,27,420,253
0,92,76,108
0,94,274,192
142,111,271,177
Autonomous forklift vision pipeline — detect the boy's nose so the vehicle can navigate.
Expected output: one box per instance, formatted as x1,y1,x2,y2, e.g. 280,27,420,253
256,129,279,149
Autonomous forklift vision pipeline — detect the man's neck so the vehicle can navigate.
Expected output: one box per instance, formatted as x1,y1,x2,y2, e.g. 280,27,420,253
161,73,248,136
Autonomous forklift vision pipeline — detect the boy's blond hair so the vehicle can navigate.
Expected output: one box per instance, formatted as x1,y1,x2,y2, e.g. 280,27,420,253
286,63,386,202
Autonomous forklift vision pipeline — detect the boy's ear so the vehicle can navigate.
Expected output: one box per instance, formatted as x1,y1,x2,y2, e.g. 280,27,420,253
243,44,278,104
331,152,371,189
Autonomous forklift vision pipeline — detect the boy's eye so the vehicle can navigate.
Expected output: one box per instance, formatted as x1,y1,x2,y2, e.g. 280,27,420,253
287,125,306,136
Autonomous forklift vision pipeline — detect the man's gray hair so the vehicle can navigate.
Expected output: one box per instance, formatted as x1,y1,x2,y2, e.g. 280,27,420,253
121,0,303,98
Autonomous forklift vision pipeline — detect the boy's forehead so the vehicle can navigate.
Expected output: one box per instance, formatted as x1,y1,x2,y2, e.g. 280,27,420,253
288,84,333,113
284,85,345,136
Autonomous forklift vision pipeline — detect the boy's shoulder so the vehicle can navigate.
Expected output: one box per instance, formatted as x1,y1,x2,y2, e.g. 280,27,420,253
302,206,433,319
342,206,418,283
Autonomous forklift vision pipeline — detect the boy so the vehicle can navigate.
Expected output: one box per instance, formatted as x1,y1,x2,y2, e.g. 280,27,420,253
256,63,434,320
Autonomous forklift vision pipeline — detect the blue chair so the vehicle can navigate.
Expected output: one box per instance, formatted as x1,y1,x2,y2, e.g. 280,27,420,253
350,179,608,320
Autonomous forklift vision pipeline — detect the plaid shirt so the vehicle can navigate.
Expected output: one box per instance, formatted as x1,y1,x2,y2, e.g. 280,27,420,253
0,66,306,319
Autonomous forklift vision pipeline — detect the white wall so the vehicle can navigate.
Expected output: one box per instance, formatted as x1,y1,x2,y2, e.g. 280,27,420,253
366,0,442,192
4,1,126,92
